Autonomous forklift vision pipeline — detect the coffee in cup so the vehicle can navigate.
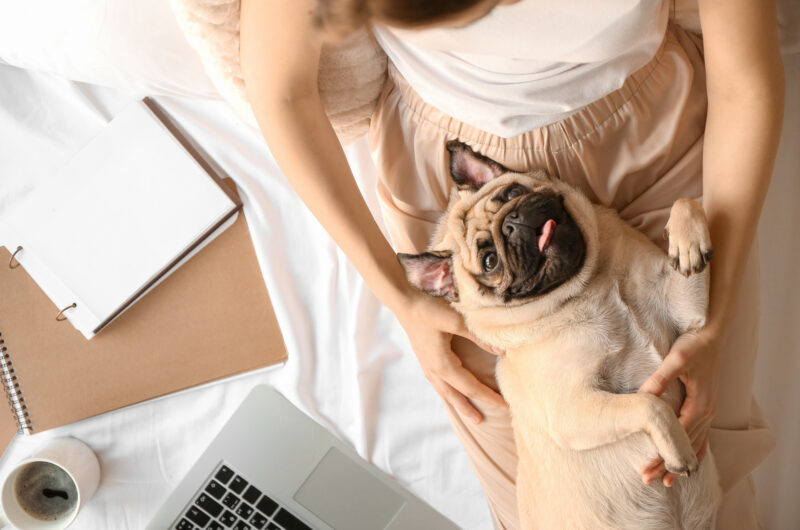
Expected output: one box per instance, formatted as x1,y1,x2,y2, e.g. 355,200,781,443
14,461,79,522
0,437,100,529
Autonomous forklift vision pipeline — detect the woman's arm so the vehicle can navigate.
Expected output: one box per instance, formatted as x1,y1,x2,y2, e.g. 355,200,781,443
639,0,784,486
240,0,505,422
699,0,785,335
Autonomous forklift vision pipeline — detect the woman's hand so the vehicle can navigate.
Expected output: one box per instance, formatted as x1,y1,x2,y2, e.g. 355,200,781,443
396,291,506,424
638,327,723,487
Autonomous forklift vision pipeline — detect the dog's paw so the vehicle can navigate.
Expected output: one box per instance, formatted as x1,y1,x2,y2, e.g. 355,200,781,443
664,199,713,277
645,396,699,477
664,450,699,477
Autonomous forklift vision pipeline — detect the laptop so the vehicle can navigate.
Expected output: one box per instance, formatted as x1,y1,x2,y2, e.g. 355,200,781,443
147,385,460,530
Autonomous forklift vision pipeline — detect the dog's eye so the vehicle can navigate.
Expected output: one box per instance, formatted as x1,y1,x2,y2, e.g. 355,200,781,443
482,250,499,273
503,185,525,201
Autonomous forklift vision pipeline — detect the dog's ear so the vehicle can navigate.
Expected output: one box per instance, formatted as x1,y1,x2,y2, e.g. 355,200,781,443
397,251,457,302
446,140,507,191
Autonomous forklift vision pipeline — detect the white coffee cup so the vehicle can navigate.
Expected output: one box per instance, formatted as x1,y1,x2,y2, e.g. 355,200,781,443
0,438,100,529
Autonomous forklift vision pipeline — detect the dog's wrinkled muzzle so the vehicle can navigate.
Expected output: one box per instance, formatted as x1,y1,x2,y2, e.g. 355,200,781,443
496,194,562,295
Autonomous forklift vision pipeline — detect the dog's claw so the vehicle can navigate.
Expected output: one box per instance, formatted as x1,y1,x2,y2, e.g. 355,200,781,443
665,462,696,478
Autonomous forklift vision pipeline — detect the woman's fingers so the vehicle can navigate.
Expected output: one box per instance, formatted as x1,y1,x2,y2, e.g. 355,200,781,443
450,320,504,356
642,460,666,484
422,342,506,423
677,382,715,464
641,457,662,475
638,349,687,396
642,462,677,487
436,380,483,424
441,352,507,408
683,416,708,448
695,430,711,463
403,297,506,421
683,417,712,465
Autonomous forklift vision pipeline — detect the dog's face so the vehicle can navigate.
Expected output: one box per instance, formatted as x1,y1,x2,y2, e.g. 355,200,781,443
399,141,591,312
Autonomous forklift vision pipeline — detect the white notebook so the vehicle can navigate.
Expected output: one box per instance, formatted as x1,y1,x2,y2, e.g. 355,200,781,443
4,98,241,339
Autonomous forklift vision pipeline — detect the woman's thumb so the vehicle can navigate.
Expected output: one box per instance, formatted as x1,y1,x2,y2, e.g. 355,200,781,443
459,329,504,356
638,352,684,396
445,309,504,356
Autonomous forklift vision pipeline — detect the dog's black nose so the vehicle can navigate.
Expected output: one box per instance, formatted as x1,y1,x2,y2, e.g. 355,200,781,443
502,212,518,237
502,210,521,235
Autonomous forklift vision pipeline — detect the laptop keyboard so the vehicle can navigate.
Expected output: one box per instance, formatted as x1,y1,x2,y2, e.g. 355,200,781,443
173,462,314,530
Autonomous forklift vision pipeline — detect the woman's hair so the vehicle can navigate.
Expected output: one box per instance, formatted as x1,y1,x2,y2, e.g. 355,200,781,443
315,0,488,36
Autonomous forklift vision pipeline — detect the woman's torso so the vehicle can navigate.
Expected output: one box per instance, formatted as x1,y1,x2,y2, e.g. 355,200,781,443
373,0,670,137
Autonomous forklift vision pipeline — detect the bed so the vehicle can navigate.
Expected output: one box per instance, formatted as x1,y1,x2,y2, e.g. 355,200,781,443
0,1,798,528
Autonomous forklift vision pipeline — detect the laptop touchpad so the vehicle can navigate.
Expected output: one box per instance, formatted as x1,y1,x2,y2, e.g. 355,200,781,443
294,447,405,529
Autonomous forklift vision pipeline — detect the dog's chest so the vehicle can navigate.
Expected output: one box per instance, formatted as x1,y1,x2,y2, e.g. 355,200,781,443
535,278,676,393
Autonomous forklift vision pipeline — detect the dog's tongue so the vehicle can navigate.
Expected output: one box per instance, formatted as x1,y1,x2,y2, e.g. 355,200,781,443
538,219,557,251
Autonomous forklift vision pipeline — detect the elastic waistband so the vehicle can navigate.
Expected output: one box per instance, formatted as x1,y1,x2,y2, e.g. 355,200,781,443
387,25,680,154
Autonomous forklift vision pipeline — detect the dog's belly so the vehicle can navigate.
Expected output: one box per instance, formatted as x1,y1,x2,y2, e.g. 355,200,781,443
500,354,679,529
495,290,703,529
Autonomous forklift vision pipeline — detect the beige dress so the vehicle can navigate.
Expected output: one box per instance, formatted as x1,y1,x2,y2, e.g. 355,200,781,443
368,24,775,529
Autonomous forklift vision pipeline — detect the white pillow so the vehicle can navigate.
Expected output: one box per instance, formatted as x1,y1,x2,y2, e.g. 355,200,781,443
0,0,218,97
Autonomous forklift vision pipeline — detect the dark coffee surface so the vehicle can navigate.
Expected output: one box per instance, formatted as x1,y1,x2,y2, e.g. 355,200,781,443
14,461,78,521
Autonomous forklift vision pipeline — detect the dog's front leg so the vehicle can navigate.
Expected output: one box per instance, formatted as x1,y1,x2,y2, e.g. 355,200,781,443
545,387,699,476
663,198,713,332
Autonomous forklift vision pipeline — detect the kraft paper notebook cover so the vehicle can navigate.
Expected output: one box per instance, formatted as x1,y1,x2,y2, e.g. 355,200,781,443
0,198,287,453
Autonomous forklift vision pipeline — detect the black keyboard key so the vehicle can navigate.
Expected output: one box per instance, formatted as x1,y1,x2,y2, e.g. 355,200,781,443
205,480,226,500
236,502,254,519
215,465,235,485
220,510,238,528
255,495,278,516
266,523,281,530
242,485,262,504
196,493,224,518
208,523,224,530
222,492,240,510
273,508,312,530
230,475,249,494
185,506,211,527
232,521,252,530
249,513,268,529
176,519,194,530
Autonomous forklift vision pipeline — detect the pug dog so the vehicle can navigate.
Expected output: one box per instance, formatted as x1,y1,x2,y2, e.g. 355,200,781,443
398,141,722,529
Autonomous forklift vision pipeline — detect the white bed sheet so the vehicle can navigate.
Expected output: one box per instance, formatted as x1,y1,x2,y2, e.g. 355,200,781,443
0,64,492,529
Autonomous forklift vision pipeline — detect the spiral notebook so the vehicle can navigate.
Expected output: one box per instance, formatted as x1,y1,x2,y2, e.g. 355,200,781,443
0,184,287,455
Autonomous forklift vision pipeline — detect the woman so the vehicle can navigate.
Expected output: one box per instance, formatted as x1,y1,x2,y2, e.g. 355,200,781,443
240,0,784,527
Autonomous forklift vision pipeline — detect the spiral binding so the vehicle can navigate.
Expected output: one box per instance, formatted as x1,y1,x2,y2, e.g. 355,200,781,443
0,332,32,435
